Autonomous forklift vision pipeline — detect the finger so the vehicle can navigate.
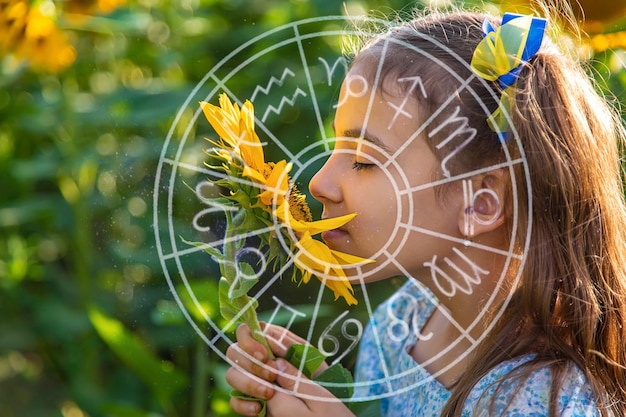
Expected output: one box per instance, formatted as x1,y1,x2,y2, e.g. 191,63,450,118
261,324,328,375
226,343,277,382
266,391,310,417
264,359,349,417
237,323,270,363
261,323,309,357
225,366,275,400
229,395,263,417
229,323,277,381
273,358,334,400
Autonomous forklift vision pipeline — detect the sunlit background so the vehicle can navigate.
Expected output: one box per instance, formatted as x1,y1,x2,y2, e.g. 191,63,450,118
1,0,625,416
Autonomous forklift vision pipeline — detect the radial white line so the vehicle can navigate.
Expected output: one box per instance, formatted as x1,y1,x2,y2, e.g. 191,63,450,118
399,158,525,195
294,25,327,146
162,158,215,175
356,274,395,393
162,224,280,261
359,39,389,141
290,274,329,394
396,222,523,260
162,155,293,198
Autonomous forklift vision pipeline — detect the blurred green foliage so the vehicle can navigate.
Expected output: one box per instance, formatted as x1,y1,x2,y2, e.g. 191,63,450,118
1,0,625,416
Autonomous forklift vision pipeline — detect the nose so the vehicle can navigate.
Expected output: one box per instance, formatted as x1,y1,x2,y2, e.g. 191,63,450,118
309,152,342,205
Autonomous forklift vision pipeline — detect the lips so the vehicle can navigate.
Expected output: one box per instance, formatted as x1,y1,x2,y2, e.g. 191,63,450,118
319,210,352,244
321,228,349,243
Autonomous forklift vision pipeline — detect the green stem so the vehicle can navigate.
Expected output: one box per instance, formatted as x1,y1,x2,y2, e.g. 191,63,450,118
223,212,275,360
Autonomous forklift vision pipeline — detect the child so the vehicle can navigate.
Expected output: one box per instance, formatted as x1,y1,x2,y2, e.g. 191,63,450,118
224,6,626,417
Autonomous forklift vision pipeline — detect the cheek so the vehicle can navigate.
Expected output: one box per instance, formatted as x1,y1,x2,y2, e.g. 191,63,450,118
407,189,439,221
353,185,400,242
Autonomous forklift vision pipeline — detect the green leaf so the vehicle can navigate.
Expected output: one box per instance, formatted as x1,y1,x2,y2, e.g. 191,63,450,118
214,178,236,189
88,306,188,407
228,262,259,299
230,390,267,417
313,362,353,399
229,190,252,209
180,237,223,259
219,277,258,324
285,344,327,379
203,244,223,259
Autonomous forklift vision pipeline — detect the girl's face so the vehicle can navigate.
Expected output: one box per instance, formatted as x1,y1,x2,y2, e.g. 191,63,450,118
309,66,465,283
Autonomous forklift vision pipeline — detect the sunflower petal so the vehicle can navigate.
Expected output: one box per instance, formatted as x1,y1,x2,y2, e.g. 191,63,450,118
239,101,266,171
258,160,291,206
303,213,358,236
200,100,240,150
275,203,359,237
274,201,301,228
324,279,358,306
293,232,357,305
295,232,330,270
331,249,374,265
219,93,239,121
242,166,267,184
264,160,292,189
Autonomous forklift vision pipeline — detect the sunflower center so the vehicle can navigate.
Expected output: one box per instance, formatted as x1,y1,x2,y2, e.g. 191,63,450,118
288,186,313,223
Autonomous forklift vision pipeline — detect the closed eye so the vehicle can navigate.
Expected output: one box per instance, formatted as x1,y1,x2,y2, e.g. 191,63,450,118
352,161,375,171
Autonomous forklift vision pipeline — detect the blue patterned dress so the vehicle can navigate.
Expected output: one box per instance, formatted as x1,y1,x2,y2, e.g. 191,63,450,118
352,279,601,417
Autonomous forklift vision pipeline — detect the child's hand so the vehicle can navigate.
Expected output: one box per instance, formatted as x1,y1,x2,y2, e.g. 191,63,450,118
226,322,324,415
226,323,355,417
264,357,355,417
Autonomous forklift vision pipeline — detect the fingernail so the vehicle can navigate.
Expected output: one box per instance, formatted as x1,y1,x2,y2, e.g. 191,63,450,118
253,351,265,362
249,402,260,415
276,358,287,372
257,385,268,398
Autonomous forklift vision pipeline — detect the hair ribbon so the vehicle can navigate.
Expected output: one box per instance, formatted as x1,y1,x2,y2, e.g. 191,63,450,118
470,13,547,139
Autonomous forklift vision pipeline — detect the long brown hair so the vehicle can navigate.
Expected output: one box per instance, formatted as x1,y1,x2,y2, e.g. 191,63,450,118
352,7,626,417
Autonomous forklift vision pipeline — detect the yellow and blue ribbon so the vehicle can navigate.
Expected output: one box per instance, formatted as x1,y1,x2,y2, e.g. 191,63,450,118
470,13,547,139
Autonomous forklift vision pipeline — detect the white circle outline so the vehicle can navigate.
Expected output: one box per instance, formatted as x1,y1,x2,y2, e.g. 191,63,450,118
151,15,533,402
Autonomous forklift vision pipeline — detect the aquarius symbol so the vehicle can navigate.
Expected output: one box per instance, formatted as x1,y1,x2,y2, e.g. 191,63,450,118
261,87,308,122
251,68,296,102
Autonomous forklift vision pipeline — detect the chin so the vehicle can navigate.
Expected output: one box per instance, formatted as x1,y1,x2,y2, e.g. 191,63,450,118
342,258,390,283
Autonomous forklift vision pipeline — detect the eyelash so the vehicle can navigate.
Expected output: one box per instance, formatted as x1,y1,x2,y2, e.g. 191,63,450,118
352,161,375,171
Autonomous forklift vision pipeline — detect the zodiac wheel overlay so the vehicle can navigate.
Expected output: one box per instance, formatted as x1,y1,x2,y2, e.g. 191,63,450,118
153,16,533,403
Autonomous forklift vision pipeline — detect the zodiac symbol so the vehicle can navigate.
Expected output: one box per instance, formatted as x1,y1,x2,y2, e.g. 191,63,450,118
251,68,296,102
261,87,308,122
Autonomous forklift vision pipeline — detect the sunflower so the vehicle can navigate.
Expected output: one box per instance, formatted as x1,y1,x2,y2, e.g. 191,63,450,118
0,0,76,73
199,94,371,306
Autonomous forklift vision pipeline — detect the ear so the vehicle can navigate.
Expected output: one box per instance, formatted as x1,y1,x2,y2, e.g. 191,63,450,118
457,170,508,239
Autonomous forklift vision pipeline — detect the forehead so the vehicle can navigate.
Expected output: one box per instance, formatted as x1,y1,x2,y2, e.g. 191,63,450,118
341,62,410,99
334,64,425,140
